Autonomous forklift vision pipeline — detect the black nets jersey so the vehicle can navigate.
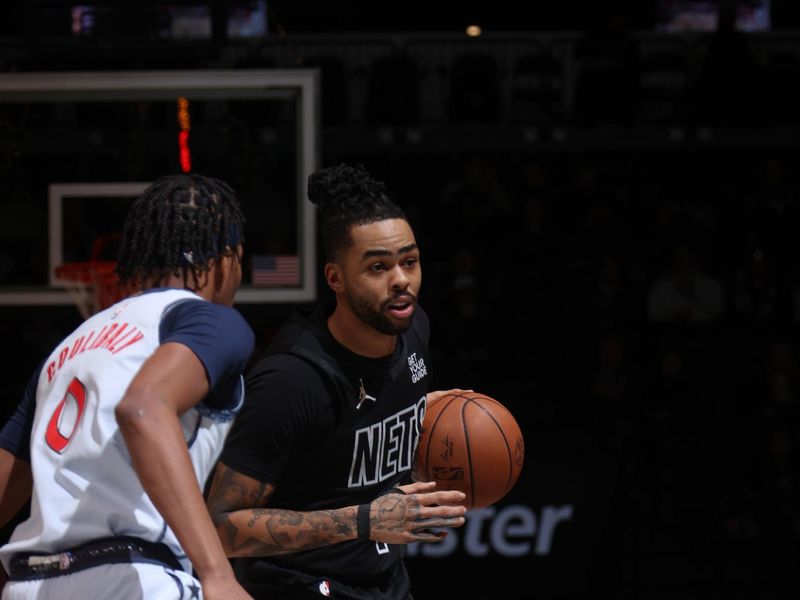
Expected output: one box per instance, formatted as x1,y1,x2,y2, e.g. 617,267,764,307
220,302,433,599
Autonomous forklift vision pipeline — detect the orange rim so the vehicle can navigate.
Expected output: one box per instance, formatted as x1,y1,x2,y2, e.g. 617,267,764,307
55,261,117,284
55,261,127,312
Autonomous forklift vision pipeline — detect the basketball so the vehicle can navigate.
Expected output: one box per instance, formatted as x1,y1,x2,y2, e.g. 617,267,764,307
416,391,525,510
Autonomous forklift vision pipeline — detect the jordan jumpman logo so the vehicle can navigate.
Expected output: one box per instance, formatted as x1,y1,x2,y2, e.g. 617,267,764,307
356,378,377,410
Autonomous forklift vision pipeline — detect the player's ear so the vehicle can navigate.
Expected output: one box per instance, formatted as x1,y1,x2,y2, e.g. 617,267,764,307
325,262,344,293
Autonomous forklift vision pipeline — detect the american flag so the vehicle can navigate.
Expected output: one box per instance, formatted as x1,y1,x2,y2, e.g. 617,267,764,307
251,254,300,287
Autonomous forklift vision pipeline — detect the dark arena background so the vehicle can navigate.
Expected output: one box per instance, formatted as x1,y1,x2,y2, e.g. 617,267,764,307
2,1,800,598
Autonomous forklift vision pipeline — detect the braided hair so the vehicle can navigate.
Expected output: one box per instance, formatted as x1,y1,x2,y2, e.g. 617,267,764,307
115,173,245,289
307,163,406,262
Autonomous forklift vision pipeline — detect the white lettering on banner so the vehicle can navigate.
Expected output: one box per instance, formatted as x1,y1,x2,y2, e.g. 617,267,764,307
406,504,574,558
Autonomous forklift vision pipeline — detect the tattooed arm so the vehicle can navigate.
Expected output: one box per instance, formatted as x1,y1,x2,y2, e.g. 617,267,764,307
207,462,467,558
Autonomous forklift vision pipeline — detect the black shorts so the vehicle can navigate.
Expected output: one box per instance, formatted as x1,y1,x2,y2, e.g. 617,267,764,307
236,559,413,600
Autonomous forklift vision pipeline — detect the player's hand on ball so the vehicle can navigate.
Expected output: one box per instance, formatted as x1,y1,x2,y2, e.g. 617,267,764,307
426,388,472,409
368,481,466,544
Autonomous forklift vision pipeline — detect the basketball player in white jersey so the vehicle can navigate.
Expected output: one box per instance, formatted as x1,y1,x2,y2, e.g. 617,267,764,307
0,174,255,599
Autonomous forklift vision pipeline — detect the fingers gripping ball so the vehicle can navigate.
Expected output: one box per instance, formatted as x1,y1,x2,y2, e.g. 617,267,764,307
416,391,525,510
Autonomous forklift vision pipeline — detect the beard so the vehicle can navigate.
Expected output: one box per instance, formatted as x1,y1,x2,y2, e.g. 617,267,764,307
347,290,416,335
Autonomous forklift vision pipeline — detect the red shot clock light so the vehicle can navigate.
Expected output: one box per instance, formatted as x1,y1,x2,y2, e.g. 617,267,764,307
177,97,191,173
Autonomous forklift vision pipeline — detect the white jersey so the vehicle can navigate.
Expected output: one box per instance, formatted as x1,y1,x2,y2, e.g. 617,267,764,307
0,289,248,574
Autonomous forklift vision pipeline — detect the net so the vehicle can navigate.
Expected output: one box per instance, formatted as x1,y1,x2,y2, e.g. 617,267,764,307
55,261,127,320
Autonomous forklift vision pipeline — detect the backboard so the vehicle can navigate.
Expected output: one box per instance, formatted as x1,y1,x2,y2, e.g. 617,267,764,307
0,68,320,307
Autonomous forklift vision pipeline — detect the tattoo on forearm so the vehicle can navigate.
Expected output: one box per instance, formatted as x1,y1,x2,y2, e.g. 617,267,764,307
231,508,356,557
208,464,361,557
246,511,263,528
208,464,270,520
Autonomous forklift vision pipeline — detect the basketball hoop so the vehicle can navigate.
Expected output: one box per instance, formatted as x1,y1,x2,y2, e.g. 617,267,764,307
55,261,127,320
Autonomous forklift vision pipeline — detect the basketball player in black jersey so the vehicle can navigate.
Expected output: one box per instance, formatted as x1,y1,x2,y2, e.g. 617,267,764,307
207,163,468,599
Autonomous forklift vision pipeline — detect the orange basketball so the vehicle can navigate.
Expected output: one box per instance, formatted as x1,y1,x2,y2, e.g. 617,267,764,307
416,391,524,509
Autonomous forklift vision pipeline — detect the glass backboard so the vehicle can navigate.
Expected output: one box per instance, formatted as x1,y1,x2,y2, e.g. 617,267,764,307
0,68,320,307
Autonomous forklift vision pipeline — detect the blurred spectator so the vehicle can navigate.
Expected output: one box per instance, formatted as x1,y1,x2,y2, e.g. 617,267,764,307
750,425,800,598
556,157,631,291
584,253,646,334
512,159,554,245
646,245,726,324
429,258,494,390
760,156,798,226
449,246,480,293
743,157,800,268
640,170,723,274
590,333,629,407
500,159,560,308
762,339,800,422
440,153,511,233
642,344,700,438
584,332,642,447
730,247,792,329
437,153,513,308
635,343,706,520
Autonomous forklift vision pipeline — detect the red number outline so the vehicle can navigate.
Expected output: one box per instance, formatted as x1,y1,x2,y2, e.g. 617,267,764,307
45,377,87,453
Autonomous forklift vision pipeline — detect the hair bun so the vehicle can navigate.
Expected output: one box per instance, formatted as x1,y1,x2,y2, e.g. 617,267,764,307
307,163,383,212
306,168,334,207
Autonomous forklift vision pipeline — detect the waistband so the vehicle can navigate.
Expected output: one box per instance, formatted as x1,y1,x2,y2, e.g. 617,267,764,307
8,536,183,581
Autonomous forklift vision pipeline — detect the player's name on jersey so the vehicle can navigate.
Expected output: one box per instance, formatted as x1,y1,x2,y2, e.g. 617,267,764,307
46,322,144,382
